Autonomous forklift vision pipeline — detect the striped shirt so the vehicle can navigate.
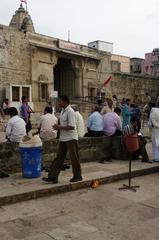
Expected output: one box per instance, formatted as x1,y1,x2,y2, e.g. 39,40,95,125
123,123,135,136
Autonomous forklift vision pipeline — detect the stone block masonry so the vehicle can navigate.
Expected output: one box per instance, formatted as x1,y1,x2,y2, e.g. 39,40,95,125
0,136,123,173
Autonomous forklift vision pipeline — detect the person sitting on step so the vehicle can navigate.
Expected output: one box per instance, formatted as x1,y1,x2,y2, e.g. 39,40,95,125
85,105,103,137
123,116,152,163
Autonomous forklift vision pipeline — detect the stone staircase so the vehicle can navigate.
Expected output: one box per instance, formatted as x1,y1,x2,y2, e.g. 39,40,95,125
0,115,9,131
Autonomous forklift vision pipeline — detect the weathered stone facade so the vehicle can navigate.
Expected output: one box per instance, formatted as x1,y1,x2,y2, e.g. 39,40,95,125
0,4,112,111
29,33,111,111
108,73,159,104
0,25,30,102
111,54,130,73
0,4,159,112
130,57,144,74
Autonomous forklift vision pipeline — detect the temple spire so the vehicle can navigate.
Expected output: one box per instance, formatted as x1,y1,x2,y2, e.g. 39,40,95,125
9,3,35,33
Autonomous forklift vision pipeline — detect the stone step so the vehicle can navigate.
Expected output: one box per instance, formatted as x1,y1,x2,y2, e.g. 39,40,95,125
0,161,158,207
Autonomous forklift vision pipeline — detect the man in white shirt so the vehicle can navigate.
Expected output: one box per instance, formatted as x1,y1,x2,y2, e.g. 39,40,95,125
43,95,82,184
38,107,58,141
6,107,26,142
71,104,85,138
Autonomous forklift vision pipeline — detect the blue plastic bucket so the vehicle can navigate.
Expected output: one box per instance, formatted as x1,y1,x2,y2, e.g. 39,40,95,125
20,146,42,178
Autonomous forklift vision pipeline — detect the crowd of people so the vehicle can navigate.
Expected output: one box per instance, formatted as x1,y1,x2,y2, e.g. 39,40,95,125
83,96,152,163
1,92,159,181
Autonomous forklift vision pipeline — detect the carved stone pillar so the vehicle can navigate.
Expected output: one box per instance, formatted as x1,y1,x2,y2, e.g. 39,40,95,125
73,58,88,99
74,67,83,98
51,52,58,90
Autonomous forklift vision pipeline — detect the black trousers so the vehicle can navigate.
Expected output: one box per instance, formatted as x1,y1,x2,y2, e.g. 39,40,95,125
26,120,32,135
85,131,104,137
132,136,149,161
48,140,82,180
112,129,122,136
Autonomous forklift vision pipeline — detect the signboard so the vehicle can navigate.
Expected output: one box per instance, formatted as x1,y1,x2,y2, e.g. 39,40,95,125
58,40,80,53
50,90,58,98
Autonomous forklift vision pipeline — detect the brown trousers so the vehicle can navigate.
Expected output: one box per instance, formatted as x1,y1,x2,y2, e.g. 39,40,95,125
48,140,82,180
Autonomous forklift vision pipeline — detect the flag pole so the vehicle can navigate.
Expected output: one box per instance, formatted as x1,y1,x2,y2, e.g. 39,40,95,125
20,0,28,12
26,1,28,12
68,30,70,42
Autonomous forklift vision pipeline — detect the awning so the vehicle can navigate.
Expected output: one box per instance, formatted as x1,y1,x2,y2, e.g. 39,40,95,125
29,40,101,61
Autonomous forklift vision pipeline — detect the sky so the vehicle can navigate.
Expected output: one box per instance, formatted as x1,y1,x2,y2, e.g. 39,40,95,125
0,0,159,58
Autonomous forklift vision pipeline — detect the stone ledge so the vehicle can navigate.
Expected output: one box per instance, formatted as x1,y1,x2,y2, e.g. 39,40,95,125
0,164,158,207
0,136,123,173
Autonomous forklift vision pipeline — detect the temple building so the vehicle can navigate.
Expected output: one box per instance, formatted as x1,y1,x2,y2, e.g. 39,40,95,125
0,3,112,111
0,3,158,111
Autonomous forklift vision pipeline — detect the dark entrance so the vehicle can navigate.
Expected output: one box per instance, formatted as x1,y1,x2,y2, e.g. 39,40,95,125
54,58,75,98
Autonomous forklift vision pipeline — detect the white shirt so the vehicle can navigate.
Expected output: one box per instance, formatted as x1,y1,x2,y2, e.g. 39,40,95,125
100,106,113,115
149,108,159,156
39,113,58,135
6,115,26,142
60,105,78,141
74,111,85,138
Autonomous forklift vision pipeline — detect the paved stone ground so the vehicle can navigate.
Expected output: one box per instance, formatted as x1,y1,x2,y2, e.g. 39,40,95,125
0,135,155,206
0,173,159,240
0,159,158,198
0,158,159,208
0,120,158,239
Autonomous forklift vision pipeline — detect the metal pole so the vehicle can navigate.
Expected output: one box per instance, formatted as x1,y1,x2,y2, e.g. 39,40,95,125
128,154,131,187
119,152,140,192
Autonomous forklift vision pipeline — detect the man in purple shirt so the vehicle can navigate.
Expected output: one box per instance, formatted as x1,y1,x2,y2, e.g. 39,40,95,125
20,96,33,134
103,107,122,136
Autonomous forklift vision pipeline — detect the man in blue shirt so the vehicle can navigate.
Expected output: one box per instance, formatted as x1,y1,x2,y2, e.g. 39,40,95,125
85,106,104,137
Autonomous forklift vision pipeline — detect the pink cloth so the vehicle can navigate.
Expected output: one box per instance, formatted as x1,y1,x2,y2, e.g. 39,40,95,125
103,112,121,136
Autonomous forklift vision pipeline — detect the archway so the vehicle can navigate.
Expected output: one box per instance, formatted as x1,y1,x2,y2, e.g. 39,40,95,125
54,58,75,98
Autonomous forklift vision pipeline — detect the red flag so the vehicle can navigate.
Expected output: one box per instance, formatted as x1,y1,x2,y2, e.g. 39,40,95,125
103,75,112,86
21,0,27,4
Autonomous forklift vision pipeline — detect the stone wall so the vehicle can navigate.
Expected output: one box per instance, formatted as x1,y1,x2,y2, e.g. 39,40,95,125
0,136,122,173
107,72,159,104
0,26,30,103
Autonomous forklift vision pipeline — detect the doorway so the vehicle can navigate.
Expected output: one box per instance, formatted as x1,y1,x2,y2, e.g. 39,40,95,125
54,58,75,98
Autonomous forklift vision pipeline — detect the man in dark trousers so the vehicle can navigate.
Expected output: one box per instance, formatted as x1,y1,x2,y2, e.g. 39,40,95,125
43,95,82,183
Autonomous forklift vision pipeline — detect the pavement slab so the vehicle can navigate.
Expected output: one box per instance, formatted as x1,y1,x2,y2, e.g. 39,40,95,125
0,161,159,207
0,174,159,240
